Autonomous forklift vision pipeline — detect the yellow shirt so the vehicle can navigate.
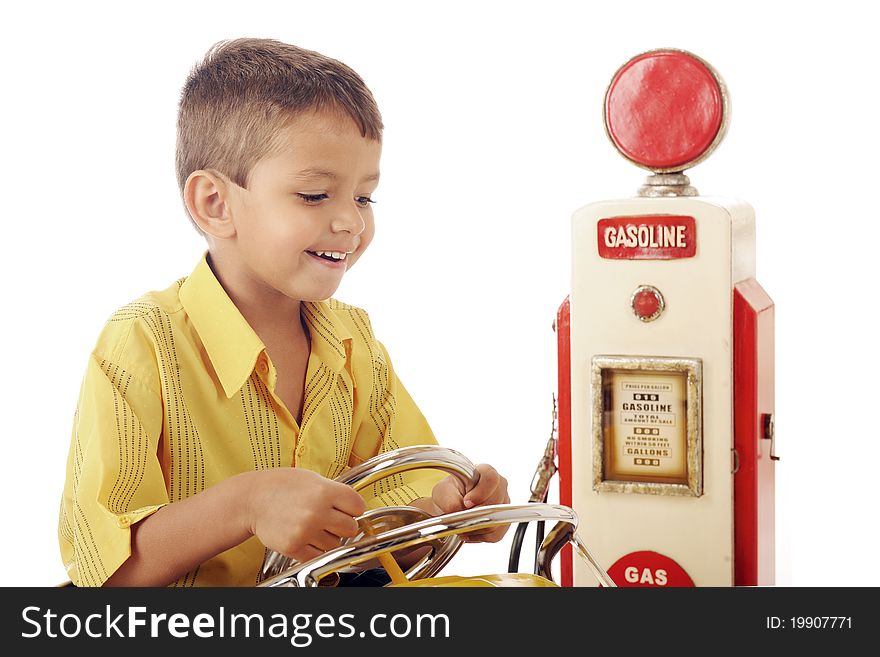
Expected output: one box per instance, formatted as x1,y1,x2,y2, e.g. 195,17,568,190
59,254,441,587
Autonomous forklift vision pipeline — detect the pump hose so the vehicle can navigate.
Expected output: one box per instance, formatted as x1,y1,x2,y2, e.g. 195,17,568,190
506,521,529,573
509,395,558,574
507,490,548,574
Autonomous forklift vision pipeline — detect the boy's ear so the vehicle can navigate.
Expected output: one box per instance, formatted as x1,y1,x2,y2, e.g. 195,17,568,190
184,169,237,239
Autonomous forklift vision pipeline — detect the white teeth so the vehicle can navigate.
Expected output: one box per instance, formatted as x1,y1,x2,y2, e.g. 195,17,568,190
314,251,347,260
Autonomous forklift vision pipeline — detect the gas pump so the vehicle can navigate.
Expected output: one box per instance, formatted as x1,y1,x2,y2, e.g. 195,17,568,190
557,49,776,587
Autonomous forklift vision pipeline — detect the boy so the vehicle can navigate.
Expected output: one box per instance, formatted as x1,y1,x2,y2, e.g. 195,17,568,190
58,38,509,587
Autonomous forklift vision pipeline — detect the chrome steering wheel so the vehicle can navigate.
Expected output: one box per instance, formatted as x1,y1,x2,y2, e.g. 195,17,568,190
258,445,615,588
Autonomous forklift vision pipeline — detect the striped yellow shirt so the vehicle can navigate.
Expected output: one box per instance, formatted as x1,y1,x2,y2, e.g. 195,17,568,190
59,254,441,587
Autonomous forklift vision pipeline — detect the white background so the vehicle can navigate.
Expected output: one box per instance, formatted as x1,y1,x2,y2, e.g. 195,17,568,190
1,0,877,587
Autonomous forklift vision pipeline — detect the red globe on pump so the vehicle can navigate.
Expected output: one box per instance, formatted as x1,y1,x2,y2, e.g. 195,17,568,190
604,50,726,172
557,49,776,587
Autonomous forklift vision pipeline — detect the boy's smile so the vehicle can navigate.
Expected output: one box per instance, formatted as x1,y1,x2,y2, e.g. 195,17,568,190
205,109,381,312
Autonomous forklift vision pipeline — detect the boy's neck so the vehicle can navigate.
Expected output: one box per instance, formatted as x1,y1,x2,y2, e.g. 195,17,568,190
206,251,308,341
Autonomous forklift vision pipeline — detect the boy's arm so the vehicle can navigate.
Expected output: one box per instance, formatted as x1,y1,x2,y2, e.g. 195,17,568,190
105,468,365,587
61,351,365,587
59,352,170,586
104,472,253,586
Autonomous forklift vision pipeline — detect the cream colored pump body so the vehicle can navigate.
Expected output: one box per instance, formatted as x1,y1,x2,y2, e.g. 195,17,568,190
569,195,755,586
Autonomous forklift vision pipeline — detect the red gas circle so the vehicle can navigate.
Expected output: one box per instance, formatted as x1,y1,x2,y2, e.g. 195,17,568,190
607,550,695,587
605,49,726,172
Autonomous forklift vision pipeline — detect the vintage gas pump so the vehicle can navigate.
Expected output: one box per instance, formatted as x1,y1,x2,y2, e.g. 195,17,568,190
556,49,776,587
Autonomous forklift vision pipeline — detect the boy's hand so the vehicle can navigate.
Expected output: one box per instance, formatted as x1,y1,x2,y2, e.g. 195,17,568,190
244,468,366,563
430,464,510,543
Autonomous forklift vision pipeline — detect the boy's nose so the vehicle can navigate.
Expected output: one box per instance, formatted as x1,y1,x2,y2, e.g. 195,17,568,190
331,205,366,235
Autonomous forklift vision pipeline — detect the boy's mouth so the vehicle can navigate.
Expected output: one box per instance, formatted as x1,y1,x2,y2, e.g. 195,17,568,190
307,250,348,263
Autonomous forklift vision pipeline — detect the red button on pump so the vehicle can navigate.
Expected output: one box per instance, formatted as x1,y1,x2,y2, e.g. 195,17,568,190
604,49,728,172
631,285,665,322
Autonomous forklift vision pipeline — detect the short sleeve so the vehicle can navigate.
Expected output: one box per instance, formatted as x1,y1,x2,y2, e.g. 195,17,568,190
58,352,169,586
354,341,446,510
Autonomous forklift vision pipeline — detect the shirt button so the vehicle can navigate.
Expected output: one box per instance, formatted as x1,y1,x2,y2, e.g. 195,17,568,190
257,357,269,374
119,516,131,527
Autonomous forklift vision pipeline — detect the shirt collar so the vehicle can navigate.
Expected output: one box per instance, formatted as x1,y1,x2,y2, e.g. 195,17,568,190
180,254,264,398
180,253,352,398
301,299,352,375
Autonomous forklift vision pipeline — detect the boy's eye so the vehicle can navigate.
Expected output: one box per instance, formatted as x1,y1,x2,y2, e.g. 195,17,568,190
355,196,376,208
297,193,328,204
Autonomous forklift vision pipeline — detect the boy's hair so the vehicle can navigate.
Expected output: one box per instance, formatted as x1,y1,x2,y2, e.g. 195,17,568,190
176,38,383,232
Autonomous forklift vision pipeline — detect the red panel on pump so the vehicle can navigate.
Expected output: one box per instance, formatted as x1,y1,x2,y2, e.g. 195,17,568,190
733,279,776,586
556,297,573,587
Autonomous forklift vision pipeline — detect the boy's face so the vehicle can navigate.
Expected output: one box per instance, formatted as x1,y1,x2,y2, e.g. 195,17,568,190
223,110,381,303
